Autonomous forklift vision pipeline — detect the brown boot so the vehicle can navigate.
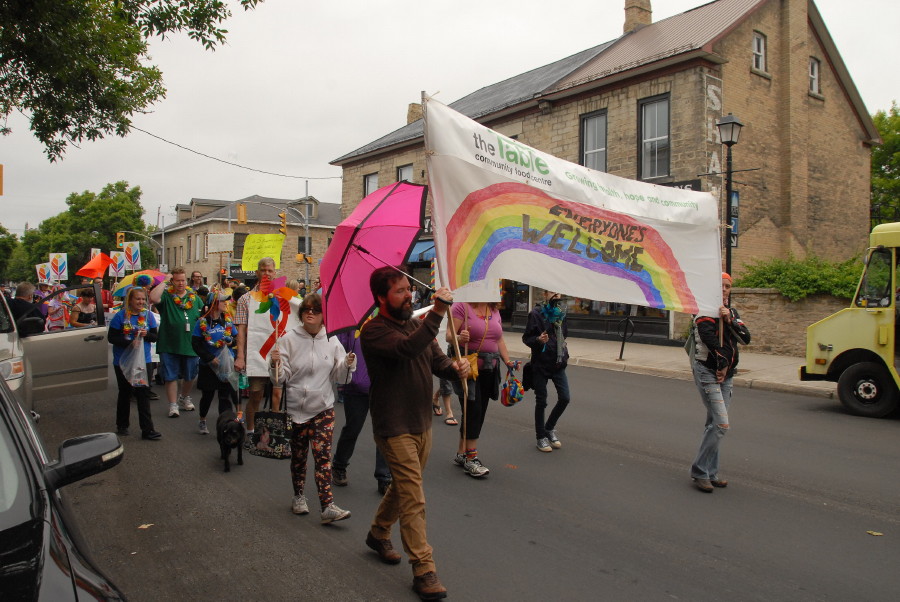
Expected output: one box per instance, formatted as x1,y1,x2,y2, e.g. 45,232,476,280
365,531,401,564
412,571,447,600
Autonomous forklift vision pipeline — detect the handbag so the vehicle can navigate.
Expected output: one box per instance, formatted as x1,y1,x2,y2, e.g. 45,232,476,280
500,366,525,407
462,305,488,381
216,346,239,391
248,382,293,459
522,361,534,391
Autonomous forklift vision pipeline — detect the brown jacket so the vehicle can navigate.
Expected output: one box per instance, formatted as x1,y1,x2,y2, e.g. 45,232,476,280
360,310,459,438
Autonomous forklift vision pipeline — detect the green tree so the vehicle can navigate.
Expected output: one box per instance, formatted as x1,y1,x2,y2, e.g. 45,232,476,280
871,102,900,226
20,181,155,281
0,223,17,279
0,0,261,161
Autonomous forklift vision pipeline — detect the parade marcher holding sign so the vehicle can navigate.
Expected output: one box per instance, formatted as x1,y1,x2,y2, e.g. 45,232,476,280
150,268,202,418
688,273,751,493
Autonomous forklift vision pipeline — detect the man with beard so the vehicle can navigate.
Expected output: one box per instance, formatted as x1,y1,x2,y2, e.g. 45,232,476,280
360,266,468,601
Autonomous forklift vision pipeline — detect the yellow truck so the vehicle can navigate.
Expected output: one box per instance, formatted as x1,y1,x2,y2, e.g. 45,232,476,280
801,223,900,417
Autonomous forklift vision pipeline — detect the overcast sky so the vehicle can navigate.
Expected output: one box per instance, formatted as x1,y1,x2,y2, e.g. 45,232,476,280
3,0,897,236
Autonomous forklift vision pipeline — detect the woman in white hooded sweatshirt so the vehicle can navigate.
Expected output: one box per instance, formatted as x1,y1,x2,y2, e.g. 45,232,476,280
269,293,356,524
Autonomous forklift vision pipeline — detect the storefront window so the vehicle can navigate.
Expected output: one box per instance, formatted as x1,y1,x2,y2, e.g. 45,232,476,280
530,287,668,319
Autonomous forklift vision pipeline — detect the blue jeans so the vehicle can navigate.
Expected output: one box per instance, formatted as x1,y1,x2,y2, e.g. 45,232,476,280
333,392,391,482
532,368,570,439
690,360,733,480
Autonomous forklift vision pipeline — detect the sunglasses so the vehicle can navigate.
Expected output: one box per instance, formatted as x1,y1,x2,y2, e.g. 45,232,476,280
300,307,322,314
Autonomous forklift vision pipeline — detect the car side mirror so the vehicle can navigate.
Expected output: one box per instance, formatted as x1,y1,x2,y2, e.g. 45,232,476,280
16,316,44,337
44,433,124,490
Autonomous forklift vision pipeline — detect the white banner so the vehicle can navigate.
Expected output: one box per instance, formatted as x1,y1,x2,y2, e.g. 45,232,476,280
109,251,126,277
245,295,301,377
49,252,68,281
206,232,234,254
90,248,101,259
36,262,52,283
423,98,722,316
123,241,141,271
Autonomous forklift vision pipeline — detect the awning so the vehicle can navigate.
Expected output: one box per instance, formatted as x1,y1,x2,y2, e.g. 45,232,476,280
408,240,435,263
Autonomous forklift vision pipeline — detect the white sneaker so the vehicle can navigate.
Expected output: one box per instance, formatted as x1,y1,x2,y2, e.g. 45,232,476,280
321,503,351,524
292,495,309,515
168,402,180,418
198,420,209,435
546,430,562,449
536,437,552,452
463,457,490,478
178,394,195,411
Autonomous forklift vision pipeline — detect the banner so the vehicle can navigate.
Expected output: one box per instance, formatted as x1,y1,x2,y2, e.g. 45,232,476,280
90,248,101,259
241,234,284,271
109,251,126,277
207,232,234,254
123,242,141,270
423,98,722,316
244,295,301,377
49,253,68,281
36,262,52,283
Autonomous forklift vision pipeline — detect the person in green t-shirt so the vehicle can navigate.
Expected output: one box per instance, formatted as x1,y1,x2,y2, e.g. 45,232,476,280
150,267,202,418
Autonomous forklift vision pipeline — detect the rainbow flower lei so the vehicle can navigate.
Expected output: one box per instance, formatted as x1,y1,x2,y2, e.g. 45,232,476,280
167,285,197,310
199,317,235,349
122,311,148,340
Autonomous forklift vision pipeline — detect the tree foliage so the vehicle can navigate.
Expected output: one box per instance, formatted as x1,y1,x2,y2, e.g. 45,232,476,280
0,0,261,161
870,102,900,227
19,181,155,280
735,255,862,301
0,223,17,279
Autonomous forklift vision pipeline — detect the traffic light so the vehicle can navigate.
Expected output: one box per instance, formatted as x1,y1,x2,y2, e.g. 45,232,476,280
296,254,313,264
116,232,125,248
236,203,247,224
278,211,287,235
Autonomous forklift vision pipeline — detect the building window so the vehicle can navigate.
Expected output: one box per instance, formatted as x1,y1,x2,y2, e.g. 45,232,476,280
809,57,821,94
752,32,767,72
364,173,379,196
186,235,191,263
397,164,413,182
233,233,248,260
580,110,607,172
639,96,669,180
194,234,203,261
297,235,309,255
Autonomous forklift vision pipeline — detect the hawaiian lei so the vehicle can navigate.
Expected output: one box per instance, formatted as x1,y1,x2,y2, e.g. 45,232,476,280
167,285,197,310
199,317,235,348
122,311,148,340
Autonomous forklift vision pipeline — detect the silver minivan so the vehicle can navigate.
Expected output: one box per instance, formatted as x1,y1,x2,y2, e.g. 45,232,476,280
0,282,108,413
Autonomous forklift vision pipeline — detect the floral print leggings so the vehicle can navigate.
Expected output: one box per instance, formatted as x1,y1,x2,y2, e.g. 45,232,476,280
290,408,336,510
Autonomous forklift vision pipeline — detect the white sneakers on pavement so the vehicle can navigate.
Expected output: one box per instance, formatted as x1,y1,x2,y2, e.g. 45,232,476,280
178,394,195,411
168,402,179,418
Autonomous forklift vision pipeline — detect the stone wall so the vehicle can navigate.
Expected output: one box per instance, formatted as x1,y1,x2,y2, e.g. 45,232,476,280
673,288,848,357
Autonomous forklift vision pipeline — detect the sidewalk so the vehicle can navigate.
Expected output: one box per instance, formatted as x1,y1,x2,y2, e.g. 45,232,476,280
503,333,836,399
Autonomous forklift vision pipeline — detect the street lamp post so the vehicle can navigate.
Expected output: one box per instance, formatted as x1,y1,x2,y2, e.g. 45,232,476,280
716,113,743,275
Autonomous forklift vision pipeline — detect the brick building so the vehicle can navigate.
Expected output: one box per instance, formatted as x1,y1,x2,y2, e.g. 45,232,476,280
331,0,879,341
150,195,341,288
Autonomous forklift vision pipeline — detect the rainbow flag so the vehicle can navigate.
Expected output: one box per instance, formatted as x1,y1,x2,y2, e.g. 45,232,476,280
424,98,722,316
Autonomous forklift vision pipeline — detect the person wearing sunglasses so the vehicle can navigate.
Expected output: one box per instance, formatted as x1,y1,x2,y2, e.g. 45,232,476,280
269,293,356,524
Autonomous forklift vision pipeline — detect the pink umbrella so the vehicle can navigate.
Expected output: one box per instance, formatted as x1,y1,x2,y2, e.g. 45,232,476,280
320,182,429,333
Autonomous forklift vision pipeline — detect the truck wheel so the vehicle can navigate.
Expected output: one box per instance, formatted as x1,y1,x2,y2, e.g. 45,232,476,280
837,362,899,418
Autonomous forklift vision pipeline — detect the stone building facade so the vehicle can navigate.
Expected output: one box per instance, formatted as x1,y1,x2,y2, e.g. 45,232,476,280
331,0,879,344
151,195,341,287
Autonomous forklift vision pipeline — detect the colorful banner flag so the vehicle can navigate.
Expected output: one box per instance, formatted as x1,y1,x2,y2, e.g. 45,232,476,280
123,242,141,271
49,253,68,281
36,262,52,283
90,248,101,259
423,98,723,316
109,251,126,277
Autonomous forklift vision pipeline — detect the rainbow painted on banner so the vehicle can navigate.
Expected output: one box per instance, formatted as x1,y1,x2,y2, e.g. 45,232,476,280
445,182,698,313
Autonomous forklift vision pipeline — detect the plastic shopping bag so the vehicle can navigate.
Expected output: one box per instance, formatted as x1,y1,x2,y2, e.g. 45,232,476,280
217,347,239,391
120,340,148,387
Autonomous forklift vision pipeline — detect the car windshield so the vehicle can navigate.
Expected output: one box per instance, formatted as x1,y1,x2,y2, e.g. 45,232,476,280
0,411,36,530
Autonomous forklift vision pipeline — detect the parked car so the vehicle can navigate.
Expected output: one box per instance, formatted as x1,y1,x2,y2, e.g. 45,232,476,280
0,282,108,413
0,376,126,599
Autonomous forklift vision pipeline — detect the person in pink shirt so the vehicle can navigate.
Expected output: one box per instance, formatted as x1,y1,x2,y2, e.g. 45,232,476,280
446,301,515,478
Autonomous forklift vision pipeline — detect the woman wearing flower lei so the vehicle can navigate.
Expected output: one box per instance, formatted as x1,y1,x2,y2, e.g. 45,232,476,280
190,290,239,435
107,286,161,440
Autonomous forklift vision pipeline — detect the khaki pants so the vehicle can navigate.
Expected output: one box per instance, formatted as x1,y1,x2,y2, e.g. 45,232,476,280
371,430,434,576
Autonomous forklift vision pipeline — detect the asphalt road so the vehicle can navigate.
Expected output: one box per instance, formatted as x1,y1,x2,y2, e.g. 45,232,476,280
36,363,900,601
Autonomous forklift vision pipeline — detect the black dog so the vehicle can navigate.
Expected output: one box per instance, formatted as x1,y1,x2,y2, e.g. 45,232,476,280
216,411,244,472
